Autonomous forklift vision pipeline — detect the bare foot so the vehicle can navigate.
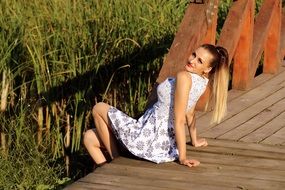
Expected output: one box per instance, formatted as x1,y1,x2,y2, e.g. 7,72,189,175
193,138,208,147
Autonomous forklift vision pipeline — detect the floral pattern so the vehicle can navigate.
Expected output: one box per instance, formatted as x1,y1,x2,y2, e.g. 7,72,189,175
107,73,208,163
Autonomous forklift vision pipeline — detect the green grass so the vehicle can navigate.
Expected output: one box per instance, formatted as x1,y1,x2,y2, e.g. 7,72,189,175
0,0,189,188
0,103,69,189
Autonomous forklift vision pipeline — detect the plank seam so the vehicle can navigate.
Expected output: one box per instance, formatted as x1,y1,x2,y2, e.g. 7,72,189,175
202,87,285,138
237,106,285,142
216,95,285,140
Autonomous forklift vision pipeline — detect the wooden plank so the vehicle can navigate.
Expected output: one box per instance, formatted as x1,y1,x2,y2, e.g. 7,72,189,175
226,66,285,102
196,69,285,133
113,157,285,183
82,171,230,190
96,162,285,190
196,68,285,119
65,181,126,190
205,138,285,154
262,125,285,145
200,86,285,138
79,173,171,190
110,142,285,170
218,96,285,141
240,111,285,143
187,142,285,160
226,67,285,102
187,151,285,170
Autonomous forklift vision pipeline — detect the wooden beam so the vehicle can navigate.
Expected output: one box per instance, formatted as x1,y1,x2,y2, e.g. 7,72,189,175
251,0,278,78
280,7,285,59
156,3,209,83
203,0,219,44
197,0,219,111
232,0,255,90
263,0,282,74
217,0,250,64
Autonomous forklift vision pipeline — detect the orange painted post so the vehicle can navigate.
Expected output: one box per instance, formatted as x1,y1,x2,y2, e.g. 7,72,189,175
147,2,211,110
232,0,255,90
197,0,219,111
217,0,250,65
156,3,209,83
251,0,277,78
281,8,285,59
203,0,219,44
263,0,282,74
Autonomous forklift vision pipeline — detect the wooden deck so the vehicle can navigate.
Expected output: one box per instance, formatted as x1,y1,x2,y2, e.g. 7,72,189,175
66,64,285,190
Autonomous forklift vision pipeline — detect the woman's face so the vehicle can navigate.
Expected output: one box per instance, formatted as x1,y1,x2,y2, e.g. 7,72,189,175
185,47,213,76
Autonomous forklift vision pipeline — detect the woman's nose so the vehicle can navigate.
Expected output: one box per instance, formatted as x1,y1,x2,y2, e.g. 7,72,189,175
188,57,195,64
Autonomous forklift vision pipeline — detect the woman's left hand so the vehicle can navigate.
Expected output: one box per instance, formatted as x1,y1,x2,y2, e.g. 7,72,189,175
179,158,200,168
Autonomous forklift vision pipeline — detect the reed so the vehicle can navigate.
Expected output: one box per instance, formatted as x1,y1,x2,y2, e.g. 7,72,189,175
0,70,9,112
0,0,208,187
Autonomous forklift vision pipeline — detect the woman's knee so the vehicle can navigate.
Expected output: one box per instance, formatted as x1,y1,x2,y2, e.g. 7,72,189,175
83,129,96,146
92,102,110,116
92,102,111,123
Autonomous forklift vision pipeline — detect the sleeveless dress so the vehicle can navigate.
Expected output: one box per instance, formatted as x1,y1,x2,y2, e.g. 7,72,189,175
107,72,208,163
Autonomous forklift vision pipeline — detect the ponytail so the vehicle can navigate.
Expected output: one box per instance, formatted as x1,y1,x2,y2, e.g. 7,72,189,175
211,47,229,123
201,44,229,124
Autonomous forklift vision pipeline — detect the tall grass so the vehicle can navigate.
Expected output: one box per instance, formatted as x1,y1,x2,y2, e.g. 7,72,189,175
0,0,189,187
0,102,69,189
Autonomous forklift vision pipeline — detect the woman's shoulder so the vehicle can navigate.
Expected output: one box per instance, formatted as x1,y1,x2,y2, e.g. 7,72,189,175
188,72,209,84
176,71,192,81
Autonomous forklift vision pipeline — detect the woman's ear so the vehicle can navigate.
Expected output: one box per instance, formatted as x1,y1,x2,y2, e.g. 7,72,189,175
204,67,212,74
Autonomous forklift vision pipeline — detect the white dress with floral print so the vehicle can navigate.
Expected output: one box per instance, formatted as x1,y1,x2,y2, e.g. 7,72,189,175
107,73,208,163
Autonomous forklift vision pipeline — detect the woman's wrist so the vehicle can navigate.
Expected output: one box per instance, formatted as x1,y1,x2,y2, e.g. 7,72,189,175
179,155,187,163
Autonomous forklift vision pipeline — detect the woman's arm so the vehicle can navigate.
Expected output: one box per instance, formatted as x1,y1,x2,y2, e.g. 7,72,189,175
185,107,197,145
186,109,208,147
174,71,199,167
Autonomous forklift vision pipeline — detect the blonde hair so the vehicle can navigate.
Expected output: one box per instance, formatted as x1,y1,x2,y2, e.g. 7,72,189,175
201,44,229,124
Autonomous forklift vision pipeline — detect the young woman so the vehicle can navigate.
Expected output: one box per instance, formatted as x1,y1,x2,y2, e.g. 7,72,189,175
84,44,229,168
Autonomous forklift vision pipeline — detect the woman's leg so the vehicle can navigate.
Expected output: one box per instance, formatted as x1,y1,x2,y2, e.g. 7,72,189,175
83,129,107,164
84,102,119,164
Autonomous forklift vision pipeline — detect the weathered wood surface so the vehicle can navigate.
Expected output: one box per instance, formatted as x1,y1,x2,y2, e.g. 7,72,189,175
198,66,285,144
66,65,285,190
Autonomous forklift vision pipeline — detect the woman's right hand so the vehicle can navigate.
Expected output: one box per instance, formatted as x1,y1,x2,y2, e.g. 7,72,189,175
193,138,208,147
179,158,200,168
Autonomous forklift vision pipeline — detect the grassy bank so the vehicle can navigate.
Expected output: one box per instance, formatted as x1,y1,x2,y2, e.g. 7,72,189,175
0,0,188,188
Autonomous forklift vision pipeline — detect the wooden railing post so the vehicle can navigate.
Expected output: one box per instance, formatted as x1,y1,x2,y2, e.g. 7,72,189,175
251,0,282,78
197,0,219,111
150,0,284,113
156,2,211,83
203,0,219,44
263,0,282,74
281,7,285,59
147,2,214,111
217,0,254,90
232,0,255,90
